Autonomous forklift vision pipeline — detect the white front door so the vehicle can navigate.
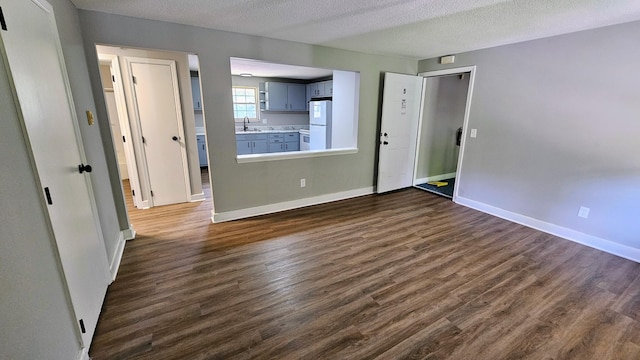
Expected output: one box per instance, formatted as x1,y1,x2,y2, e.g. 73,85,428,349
377,72,423,193
127,58,190,207
0,0,109,346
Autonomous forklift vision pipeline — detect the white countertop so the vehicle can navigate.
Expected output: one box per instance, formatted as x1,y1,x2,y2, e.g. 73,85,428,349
235,129,304,135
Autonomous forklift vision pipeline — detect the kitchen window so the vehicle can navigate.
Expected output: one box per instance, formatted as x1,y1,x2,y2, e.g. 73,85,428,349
232,86,258,120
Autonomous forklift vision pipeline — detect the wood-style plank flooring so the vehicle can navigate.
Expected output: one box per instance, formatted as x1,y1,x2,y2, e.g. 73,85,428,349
90,170,640,359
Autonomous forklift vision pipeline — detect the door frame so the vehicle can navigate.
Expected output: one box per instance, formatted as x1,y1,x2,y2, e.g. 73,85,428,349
98,53,143,209
124,56,192,208
413,66,476,202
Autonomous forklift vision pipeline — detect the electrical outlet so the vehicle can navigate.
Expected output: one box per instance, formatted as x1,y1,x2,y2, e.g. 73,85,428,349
470,129,477,138
300,178,306,188
578,206,590,219
262,118,267,124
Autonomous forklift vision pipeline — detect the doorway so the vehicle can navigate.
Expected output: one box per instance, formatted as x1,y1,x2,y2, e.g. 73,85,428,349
376,66,475,201
413,71,472,199
96,45,208,213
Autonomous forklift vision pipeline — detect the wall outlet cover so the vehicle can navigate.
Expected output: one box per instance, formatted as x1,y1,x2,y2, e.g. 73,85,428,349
300,178,306,188
578,206,590,219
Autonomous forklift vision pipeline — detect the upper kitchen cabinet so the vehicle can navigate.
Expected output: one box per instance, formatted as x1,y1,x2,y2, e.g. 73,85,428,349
264,82,306,111
307,80,333,98
191,76,202,110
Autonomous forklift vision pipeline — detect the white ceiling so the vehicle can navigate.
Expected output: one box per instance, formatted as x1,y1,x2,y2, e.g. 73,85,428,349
72,0,640,60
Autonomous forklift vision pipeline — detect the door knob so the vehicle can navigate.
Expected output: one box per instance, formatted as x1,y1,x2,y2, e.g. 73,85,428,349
384,133,388,137
383,141,389,145
172,136,179,141
78,164,92,174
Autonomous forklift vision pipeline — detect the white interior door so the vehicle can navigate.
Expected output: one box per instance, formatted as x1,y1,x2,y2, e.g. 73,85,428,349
0,0,109,346
127,58,190,207
377,72,423,193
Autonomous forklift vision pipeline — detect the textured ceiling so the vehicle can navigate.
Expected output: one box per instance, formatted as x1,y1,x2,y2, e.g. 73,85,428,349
71,0,640,59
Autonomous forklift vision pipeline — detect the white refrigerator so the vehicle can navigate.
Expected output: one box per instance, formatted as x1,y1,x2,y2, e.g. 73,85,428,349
309,100,332,150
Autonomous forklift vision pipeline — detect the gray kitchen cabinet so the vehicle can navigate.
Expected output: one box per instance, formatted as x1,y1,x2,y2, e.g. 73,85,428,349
236,134,268,154
287,84,306,111
197,135,208,166
264,82,307,111
191,76,202,110
267,133,300,153
264,82,288,111
322,80,333,96
284,133,299,151
306,80,333,98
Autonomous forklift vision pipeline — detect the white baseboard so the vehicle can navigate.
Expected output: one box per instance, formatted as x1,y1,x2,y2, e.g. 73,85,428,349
190,192,205,202
212,187,375,223
76,347,90,360
455,196,640,263
109,232,125,283
109,227,135,283
415,172,457,184
122,226,136,241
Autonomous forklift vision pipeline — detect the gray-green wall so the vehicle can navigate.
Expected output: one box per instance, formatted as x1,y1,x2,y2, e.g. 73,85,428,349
419,20,640,249
78,10,417,214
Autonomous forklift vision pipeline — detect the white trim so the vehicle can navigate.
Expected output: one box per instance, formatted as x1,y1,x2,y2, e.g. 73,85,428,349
417,66,477,202
190,192,205,202
109,232,125,282
212,187,374,223
455,196,640,263
237,147,358,163
76,347,90,360
415,172,457,184
122,226,136,241
98,52,142,210
109,227,135,282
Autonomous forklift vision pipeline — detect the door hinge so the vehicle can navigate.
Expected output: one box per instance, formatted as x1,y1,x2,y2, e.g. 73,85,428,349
0,7,7,31
132,75,137,84
150,190,154,197
79,319,86,334
112,75,116,83
44,187,53,205
142,136,146,144
122,135,126,143
132,189,135,197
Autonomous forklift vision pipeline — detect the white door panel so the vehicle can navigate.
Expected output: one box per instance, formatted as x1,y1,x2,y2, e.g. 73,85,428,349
0,0,109,346
377,73,423,193
128,59,190,207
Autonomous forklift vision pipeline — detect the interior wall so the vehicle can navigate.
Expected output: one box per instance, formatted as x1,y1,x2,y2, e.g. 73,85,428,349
416,74,469,180
418,20,640,249
96,45,204,198
0,6,80,360
78,10,417,213
231,75,309,127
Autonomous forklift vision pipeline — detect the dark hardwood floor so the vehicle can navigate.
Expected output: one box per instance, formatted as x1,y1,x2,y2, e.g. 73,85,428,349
90,171,640,359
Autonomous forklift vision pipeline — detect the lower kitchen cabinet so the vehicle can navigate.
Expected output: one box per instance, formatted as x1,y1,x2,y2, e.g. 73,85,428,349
237,132,300,155
236,134,268,154
196,135,208,166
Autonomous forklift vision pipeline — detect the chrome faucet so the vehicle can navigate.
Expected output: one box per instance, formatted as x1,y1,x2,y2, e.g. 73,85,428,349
243,116,249,132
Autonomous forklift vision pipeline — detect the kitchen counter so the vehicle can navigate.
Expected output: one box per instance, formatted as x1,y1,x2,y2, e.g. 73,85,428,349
235,129,302,134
